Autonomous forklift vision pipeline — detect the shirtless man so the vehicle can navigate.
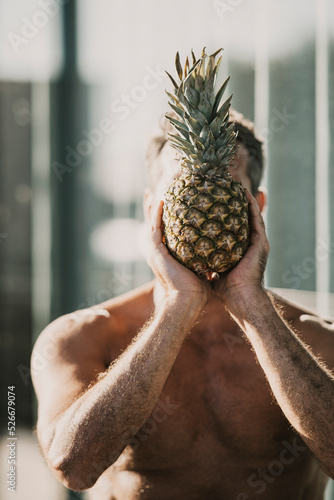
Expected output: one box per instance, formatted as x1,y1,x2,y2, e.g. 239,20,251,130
32,112,334,499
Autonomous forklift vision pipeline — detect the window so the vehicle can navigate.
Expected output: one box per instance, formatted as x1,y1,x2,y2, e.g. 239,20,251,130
1,1,333,498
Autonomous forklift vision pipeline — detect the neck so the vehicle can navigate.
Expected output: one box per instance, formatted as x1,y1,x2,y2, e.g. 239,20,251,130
152,280,229,321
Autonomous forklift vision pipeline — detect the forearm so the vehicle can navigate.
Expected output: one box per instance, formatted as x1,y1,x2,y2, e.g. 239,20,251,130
47,295,200,489
229,288,334,476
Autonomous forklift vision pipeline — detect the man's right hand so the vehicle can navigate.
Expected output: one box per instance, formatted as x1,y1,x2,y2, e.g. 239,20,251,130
147,200,210,314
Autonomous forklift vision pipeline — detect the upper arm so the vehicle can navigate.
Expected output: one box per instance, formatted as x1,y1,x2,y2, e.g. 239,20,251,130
271,292,334,369
31,310,112,445
292,313,334,370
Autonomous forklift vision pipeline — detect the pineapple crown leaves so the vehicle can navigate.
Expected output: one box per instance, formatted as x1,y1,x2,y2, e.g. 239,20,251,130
165,48,238,175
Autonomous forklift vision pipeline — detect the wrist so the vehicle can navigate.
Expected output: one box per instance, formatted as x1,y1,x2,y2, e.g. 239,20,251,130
159,290,205,323
226,286,270,320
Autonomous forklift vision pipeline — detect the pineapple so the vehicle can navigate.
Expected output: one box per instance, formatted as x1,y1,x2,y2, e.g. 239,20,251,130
162,48,249,277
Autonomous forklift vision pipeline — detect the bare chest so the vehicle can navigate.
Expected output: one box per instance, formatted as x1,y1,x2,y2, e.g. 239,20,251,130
120,331,299,472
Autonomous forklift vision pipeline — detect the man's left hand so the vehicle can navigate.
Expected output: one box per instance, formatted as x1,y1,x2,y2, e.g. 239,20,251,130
211,188,270,313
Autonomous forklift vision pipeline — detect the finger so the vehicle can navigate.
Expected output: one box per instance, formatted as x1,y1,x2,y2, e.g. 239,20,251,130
245,188,265,234
151,200,164,231
299,314,333,328
245,188,260,216
150,200,165,246
245,189,270,259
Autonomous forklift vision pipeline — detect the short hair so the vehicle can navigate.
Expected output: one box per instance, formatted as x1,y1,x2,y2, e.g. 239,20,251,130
145,109,264,195
228,109,264,195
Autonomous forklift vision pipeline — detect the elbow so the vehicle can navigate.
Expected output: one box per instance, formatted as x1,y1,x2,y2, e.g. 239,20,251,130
37,428,87,490
49,454,90,491
48,451,100,491
39,423,122,490
47,446,121,491
37,425,100,490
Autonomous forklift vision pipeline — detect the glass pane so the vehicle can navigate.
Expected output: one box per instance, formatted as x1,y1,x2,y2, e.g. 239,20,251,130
0,82,32,429
0,0,63,81
266,0,317,291
77,0,256,84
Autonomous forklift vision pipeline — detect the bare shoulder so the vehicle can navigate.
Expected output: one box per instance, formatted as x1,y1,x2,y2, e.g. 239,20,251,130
31,281,154,426
270,290,334,368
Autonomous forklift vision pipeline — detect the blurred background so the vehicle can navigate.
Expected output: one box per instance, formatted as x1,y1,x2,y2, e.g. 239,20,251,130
0,0,333,498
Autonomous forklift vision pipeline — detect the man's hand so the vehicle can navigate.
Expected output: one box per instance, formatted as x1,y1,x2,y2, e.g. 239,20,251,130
212,188,270,313
148,190,270,315
147,200,210,313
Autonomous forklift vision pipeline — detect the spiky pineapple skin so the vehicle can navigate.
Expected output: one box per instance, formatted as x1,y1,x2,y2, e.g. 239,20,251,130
163,172,249,276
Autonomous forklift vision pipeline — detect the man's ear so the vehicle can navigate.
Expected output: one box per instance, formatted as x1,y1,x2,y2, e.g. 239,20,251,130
255,186,267,214
143,188,154,225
